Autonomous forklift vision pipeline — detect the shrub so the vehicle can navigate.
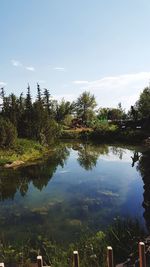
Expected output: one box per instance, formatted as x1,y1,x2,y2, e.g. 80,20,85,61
0,117,17,147
91,122,119,141
40,119,62,145
63,114,74,128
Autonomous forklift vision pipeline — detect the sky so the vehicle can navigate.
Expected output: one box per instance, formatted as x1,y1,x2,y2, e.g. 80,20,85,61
0,0,150,110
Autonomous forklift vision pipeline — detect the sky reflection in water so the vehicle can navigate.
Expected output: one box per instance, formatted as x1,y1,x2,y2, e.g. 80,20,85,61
0,143,148,244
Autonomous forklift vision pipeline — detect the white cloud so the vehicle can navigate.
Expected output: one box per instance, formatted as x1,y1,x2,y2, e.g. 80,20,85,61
11,59,35,72
25,66,35,72
73,80,89,85
53,67,65,71
0,81,7,86
11,59,22,67
73,71,150,110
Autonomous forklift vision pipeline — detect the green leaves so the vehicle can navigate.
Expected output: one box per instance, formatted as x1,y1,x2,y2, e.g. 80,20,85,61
0,117,17,148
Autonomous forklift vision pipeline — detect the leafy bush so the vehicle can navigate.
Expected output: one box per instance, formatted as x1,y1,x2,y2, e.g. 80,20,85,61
91,122,119,141
0,117,17,147
63,114,74,127
40,119,62,145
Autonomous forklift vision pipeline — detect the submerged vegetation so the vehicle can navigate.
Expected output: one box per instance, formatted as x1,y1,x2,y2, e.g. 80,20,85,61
0,218,146,267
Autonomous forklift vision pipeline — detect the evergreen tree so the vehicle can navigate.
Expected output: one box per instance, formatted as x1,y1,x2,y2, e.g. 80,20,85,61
0,87,10,118
32,83,45,139
43,88,51,115
0,87,5,100
25,84,32,110
37,83,42,103
0,117,17,147
21,84,33,138
9,93,18,127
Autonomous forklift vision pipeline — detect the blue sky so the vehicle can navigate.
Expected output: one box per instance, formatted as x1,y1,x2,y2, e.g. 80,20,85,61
0,0,150,110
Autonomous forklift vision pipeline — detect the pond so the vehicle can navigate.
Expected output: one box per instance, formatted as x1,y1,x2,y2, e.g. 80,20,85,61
0,142,150,246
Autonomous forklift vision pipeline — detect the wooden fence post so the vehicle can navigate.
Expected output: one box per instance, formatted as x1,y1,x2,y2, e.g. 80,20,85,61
139,242,146,267
37,255,43,267
0,263,4,267
107,246,114,267
73,251,79,267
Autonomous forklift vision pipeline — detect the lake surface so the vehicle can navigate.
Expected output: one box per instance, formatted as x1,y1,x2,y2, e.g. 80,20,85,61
0,142,150,246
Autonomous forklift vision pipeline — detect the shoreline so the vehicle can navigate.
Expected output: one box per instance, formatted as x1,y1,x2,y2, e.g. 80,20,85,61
0,132,149,169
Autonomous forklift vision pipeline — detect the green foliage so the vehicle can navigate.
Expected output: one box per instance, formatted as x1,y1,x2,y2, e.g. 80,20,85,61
61,129,93,140
0,85,62,143
0,219,145,266
106,218,145,263
90,122,119,142
136,87,150,119
0,138,47,165
63,114,74,127
76,91,97,126
93,121,118,133
40,119,62,145
0,117,17,147
97,103,126,121
1,84,150,144
54,99,75,123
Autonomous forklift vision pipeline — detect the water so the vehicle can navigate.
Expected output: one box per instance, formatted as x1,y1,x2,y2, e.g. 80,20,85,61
0,142,149,245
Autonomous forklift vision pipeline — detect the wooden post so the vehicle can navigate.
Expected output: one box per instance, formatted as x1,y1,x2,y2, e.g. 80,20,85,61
37,255,43,267
139,242,146,267
107,246,114,267
73,251,79,267
0,263,4,267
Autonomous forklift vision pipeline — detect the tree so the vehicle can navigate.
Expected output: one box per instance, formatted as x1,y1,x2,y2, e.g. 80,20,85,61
97,108,109,121
55,99,74,123
40,119,62,145
21,84,33,138
77,144,99,170
9,93,18,127
0,87,11,119
0,117,17,147
130,105,138,121
97,105,125,121
37,83,42,103
0,87,5,99
76,91,97,126
43,88,51,115
25,84,32,111
136,87,150,119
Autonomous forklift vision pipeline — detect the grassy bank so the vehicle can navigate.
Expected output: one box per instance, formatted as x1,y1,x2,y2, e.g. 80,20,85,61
0,128,149,166
61,127,149,144
0,138,50,166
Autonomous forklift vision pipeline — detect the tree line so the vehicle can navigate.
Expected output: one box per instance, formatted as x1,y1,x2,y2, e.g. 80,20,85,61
0,84,150,147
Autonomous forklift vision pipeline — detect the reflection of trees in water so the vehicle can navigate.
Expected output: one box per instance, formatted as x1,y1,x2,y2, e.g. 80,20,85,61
110,146,124,160
131,152,140,167
77,143,109,170
0,145,70,201
137,151,150,233
76,144,131,171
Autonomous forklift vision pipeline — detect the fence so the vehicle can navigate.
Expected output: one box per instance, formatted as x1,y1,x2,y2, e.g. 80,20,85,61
0,242,147,267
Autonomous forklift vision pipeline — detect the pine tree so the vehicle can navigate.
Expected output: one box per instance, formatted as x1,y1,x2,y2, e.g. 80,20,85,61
43,88,51,115
37,83,42,103
21,84,33,138
25,84,32,110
